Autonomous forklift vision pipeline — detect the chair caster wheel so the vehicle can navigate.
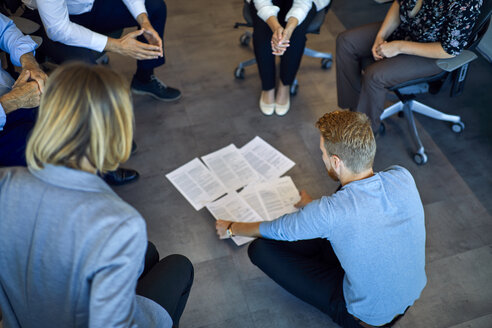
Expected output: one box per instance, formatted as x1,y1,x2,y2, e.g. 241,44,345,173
239,33,251,47
451,122,464,133
290,84,298,96
378,122,385,136
413,152,428,165
321,58,332,69
234,67,245,79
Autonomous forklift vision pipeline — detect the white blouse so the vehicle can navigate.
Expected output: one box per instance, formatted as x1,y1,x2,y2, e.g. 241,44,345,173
246,0,331,25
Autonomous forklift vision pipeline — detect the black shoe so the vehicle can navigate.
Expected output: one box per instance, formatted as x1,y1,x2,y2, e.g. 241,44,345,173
131,140,138,155
102,168,140,186
131,75,182,102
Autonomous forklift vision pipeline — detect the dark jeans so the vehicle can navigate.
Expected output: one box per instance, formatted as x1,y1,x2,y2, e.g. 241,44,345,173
0,108,37,167
250,0,317,90
248,238,365,328
137,242,194,327
27,0,167,70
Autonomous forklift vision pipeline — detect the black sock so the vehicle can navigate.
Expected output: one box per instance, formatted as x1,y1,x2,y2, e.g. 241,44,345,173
135,67,153,83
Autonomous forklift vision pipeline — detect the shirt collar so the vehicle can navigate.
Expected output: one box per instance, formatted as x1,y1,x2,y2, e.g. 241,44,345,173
29,164,115,194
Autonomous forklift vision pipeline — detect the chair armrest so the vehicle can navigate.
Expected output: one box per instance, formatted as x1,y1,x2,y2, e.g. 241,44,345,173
436,50,478,72
11,16,40,35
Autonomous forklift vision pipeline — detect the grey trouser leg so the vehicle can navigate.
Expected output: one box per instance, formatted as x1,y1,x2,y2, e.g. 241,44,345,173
336,22,443,130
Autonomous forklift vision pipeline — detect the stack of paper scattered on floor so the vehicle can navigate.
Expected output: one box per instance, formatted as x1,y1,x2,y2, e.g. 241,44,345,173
166,136,300,246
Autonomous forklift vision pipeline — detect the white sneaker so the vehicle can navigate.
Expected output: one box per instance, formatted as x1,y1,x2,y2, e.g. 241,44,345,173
259,98,275,116
275,99,290,116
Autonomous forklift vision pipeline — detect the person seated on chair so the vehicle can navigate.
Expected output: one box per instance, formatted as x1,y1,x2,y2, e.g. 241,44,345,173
0,13,46,167
22,0,181,102
247,0,330,116
216,110,426,328
0,63,193,328
336,0,482,132
0,13,136,185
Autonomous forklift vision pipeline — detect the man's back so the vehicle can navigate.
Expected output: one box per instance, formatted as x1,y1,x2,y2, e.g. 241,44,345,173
260,165,426,325
329,166,426,324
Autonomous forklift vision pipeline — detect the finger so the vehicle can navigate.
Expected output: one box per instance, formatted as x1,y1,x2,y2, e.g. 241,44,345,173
31,73,46,93
13,70,31,88
129,29,145,38
134,40,162,52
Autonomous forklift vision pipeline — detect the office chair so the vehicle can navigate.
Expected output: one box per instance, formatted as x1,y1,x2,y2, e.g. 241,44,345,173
234,0,332,95
379,0,492,165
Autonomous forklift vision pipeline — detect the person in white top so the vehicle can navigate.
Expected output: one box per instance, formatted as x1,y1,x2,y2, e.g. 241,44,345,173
246,0,330,116
22,0,181,102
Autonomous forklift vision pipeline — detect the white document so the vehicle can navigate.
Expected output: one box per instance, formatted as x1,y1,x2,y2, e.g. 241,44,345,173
201,144,259,191
240,136,295,180
240,176,300,221
166,158,227,211
206,193,261,246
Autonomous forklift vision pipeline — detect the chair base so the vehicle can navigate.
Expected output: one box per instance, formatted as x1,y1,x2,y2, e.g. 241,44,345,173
234,31,333,95
380,100,464,165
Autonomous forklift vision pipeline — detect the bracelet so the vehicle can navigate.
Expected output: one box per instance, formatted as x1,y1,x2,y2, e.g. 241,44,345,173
226,222,235,237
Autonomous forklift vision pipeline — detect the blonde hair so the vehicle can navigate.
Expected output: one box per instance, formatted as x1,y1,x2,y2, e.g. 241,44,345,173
26,62,133,173
316,110,376,173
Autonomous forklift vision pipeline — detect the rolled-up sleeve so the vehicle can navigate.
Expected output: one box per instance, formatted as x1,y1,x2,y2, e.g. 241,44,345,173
37,0,107,52
122,0,147,20
253,0,280,22
0,14,37,66
259,197,333,241
285,0,313,25
441,0,482,55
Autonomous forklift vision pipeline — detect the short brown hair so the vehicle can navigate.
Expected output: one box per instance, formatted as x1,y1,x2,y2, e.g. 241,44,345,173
316,110,376,173
26,62,134,173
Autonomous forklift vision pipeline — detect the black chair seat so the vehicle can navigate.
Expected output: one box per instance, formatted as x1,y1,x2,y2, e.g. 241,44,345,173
388,70,448,92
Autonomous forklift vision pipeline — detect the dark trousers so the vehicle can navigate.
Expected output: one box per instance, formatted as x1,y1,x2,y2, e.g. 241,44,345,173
336,22,443,130
248,238,365,328
137,242,194,327
250,0,317,90
28,0,166,71
0,108,37,167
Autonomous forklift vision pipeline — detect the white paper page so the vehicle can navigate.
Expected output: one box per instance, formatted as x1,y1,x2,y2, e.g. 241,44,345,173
206,193,260,246
245,176,301,221
201,144,258,191
240,136,295,180
166,158,227,211
239,185,269,220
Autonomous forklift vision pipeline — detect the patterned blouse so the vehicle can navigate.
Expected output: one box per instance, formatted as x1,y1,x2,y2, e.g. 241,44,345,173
389,0,483,55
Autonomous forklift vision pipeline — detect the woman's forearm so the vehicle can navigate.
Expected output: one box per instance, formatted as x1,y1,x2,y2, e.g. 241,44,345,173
266,16,282,32
377,1,401,40
397,40,454,58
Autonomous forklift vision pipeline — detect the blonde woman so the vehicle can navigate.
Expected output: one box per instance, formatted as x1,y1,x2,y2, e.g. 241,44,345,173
0,63,193,328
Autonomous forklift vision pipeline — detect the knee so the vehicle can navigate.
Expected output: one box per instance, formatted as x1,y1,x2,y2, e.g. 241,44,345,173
248,238,268,266
363,64,385,86
146,0,167,19
167,254,194,281
336,30,355,55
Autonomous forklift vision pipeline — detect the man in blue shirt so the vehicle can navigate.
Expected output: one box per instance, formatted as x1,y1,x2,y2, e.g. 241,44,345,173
0,13,46,166
216,110,426,328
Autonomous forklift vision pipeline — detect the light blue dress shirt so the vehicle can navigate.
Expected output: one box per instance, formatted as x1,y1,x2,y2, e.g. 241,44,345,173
260,166,427,326
0,165,173,328
0,13,37,131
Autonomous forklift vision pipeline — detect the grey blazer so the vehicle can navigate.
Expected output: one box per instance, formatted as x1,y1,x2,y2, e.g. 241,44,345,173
0,165,172,328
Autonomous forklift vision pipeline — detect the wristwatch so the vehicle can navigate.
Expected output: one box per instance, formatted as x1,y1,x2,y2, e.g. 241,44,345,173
226,222,234,237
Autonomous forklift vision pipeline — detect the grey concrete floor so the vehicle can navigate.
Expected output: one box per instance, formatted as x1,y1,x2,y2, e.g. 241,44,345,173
2,1,490,328
110,0,492,327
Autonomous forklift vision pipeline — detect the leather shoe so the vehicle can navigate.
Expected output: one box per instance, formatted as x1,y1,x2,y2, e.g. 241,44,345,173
259,98,275,116
102,168,140,186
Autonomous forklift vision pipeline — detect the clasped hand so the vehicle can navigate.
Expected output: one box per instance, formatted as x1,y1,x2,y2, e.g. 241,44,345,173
372,37,401,60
